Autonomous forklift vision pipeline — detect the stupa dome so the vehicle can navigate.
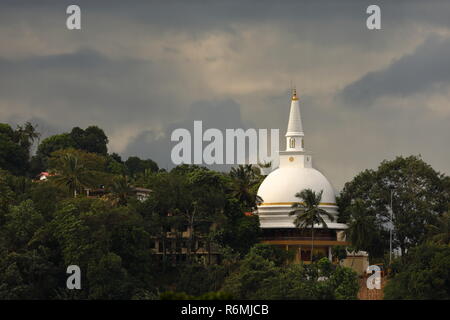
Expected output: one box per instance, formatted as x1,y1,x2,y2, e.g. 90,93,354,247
258,167,336,205
256,90,346,230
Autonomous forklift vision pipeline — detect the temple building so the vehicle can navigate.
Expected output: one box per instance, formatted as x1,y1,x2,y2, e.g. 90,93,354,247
257,90,366,269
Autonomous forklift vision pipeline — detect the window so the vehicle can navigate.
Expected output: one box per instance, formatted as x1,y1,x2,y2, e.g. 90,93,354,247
289,138,295,148
302,139,304,148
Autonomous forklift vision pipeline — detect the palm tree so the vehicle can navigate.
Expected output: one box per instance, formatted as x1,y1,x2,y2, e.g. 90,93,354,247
16,122,40,158
229,164,263,210
258,161,272,169
344,199,376,253
16,122,40,145
107,176,134,206
289,189,334,262
52,153,91,197
257,161,272,175
426,212,450,245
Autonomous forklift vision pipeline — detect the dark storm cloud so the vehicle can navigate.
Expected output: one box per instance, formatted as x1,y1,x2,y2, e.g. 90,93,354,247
0,48,180,132
340,35,450,106
8,0,445,30
0,0,449,189
0,49,150,108
3,0,446,50
124,99,247,171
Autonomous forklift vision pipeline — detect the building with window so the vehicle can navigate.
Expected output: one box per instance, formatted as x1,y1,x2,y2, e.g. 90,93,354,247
257,90,367,272
150,225,222,265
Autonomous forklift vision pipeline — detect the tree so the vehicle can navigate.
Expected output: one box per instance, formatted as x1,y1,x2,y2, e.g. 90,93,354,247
140,171,180,268
426,211,450,245
214,198,260,256
0,249,59,299
0,123,30,175
229,164,263,211
289,189,334,261
331,245,348,263
70,126,108,155
0,171,15,224
245,244,291,267
2,200,45,250
384,244,450,299
110,153,123,163
181,167,231,260
0,198,59,300
107,176,135,206
328,264,360,300
29,180,67,220
37,133,75,157
34,133,75,167
49,148,108,172
221,248,278,299
51,153,93,197
338,155,449,256
174,262,230,296
15,122,40,157
125,156,159,177
48,198,157,299
48,148,111,196
145,166,228,262
344,199,382,257
87,252,131,299
221,248,359,300
32,126,109,174
107,154,127,175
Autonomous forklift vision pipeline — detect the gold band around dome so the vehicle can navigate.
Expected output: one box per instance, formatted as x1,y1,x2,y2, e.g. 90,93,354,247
259,202,337,206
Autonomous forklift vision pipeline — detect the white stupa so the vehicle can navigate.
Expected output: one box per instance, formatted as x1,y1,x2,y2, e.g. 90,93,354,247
257,89,347,230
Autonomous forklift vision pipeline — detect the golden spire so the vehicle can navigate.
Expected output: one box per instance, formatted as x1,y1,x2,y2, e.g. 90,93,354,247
292,88,299,101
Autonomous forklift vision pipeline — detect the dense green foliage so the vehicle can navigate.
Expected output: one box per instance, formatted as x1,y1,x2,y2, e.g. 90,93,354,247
338,155,450,258
32,126,108,174
1,123,449,300
0,123,38,175
0,159,265,299
0,124,265,299
384,244,450,299
338,155,450,300
221,245,359,299
125,156,159,177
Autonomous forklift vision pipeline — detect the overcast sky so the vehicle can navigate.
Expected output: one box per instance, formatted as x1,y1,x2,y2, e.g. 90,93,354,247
1,0,450,191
